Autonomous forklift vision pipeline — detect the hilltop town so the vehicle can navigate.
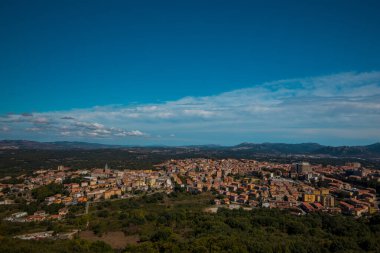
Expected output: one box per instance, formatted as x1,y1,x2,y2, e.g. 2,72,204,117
1,158,379,227
158,159,379,216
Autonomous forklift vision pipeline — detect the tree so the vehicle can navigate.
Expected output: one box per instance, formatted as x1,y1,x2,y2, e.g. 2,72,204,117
31,183,64,203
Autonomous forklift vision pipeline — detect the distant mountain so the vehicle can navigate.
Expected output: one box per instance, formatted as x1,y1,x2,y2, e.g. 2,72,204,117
232,142,380,157
0,140,124,150
1,140,379,158
314,143,380,157
232,142,323,154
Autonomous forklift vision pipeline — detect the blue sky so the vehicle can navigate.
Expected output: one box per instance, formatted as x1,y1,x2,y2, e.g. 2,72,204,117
1,0,380,145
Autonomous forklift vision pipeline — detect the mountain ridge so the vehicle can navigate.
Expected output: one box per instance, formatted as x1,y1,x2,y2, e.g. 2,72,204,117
1,140,380,158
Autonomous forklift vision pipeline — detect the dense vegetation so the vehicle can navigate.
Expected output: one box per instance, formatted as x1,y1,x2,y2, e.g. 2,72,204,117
0,192,379,252
0,238,114,253
31,183,66,203
108,193,380,253
124,209,380,253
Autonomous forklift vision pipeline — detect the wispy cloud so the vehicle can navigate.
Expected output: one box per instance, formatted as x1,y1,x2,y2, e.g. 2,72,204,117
1,71,380,145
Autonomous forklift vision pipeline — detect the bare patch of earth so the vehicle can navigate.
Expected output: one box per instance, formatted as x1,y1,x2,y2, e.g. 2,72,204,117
79,230,139,249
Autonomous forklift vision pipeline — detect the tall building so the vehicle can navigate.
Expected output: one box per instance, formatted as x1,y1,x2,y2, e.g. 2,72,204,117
321,195,335,208
292,162,312,174
303,193,316,203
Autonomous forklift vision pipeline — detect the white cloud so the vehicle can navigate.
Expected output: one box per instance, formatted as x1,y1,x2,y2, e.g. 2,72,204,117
0,125,10,132
0,71,380,145
25,127,42,132
33,117,50,124
115,130,145,137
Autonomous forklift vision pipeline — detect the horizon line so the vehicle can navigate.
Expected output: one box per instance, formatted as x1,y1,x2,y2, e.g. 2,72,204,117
1,139,379,148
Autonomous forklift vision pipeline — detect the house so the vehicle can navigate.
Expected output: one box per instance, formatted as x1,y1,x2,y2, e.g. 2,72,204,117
58,207,69,216
354,207,368,217
77,196,88,203
213,199,221,205
62,196,73,205
26,215,46,222
301,202,315,213
223,198,230,205
49,214,60,220
53,199,62,204
45,196,56,204
103,188,122,199
339,201,355,215
248,200,259,207
34,210,47,217
311,202,323,210
0,199,15,205
6,212,27,220
87,190,105,200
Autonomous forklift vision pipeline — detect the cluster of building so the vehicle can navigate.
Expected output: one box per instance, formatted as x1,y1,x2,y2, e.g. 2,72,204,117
1,164,173,222
5,208,68,222
13,230,78,240
1,159,379,221
157,158,379,216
